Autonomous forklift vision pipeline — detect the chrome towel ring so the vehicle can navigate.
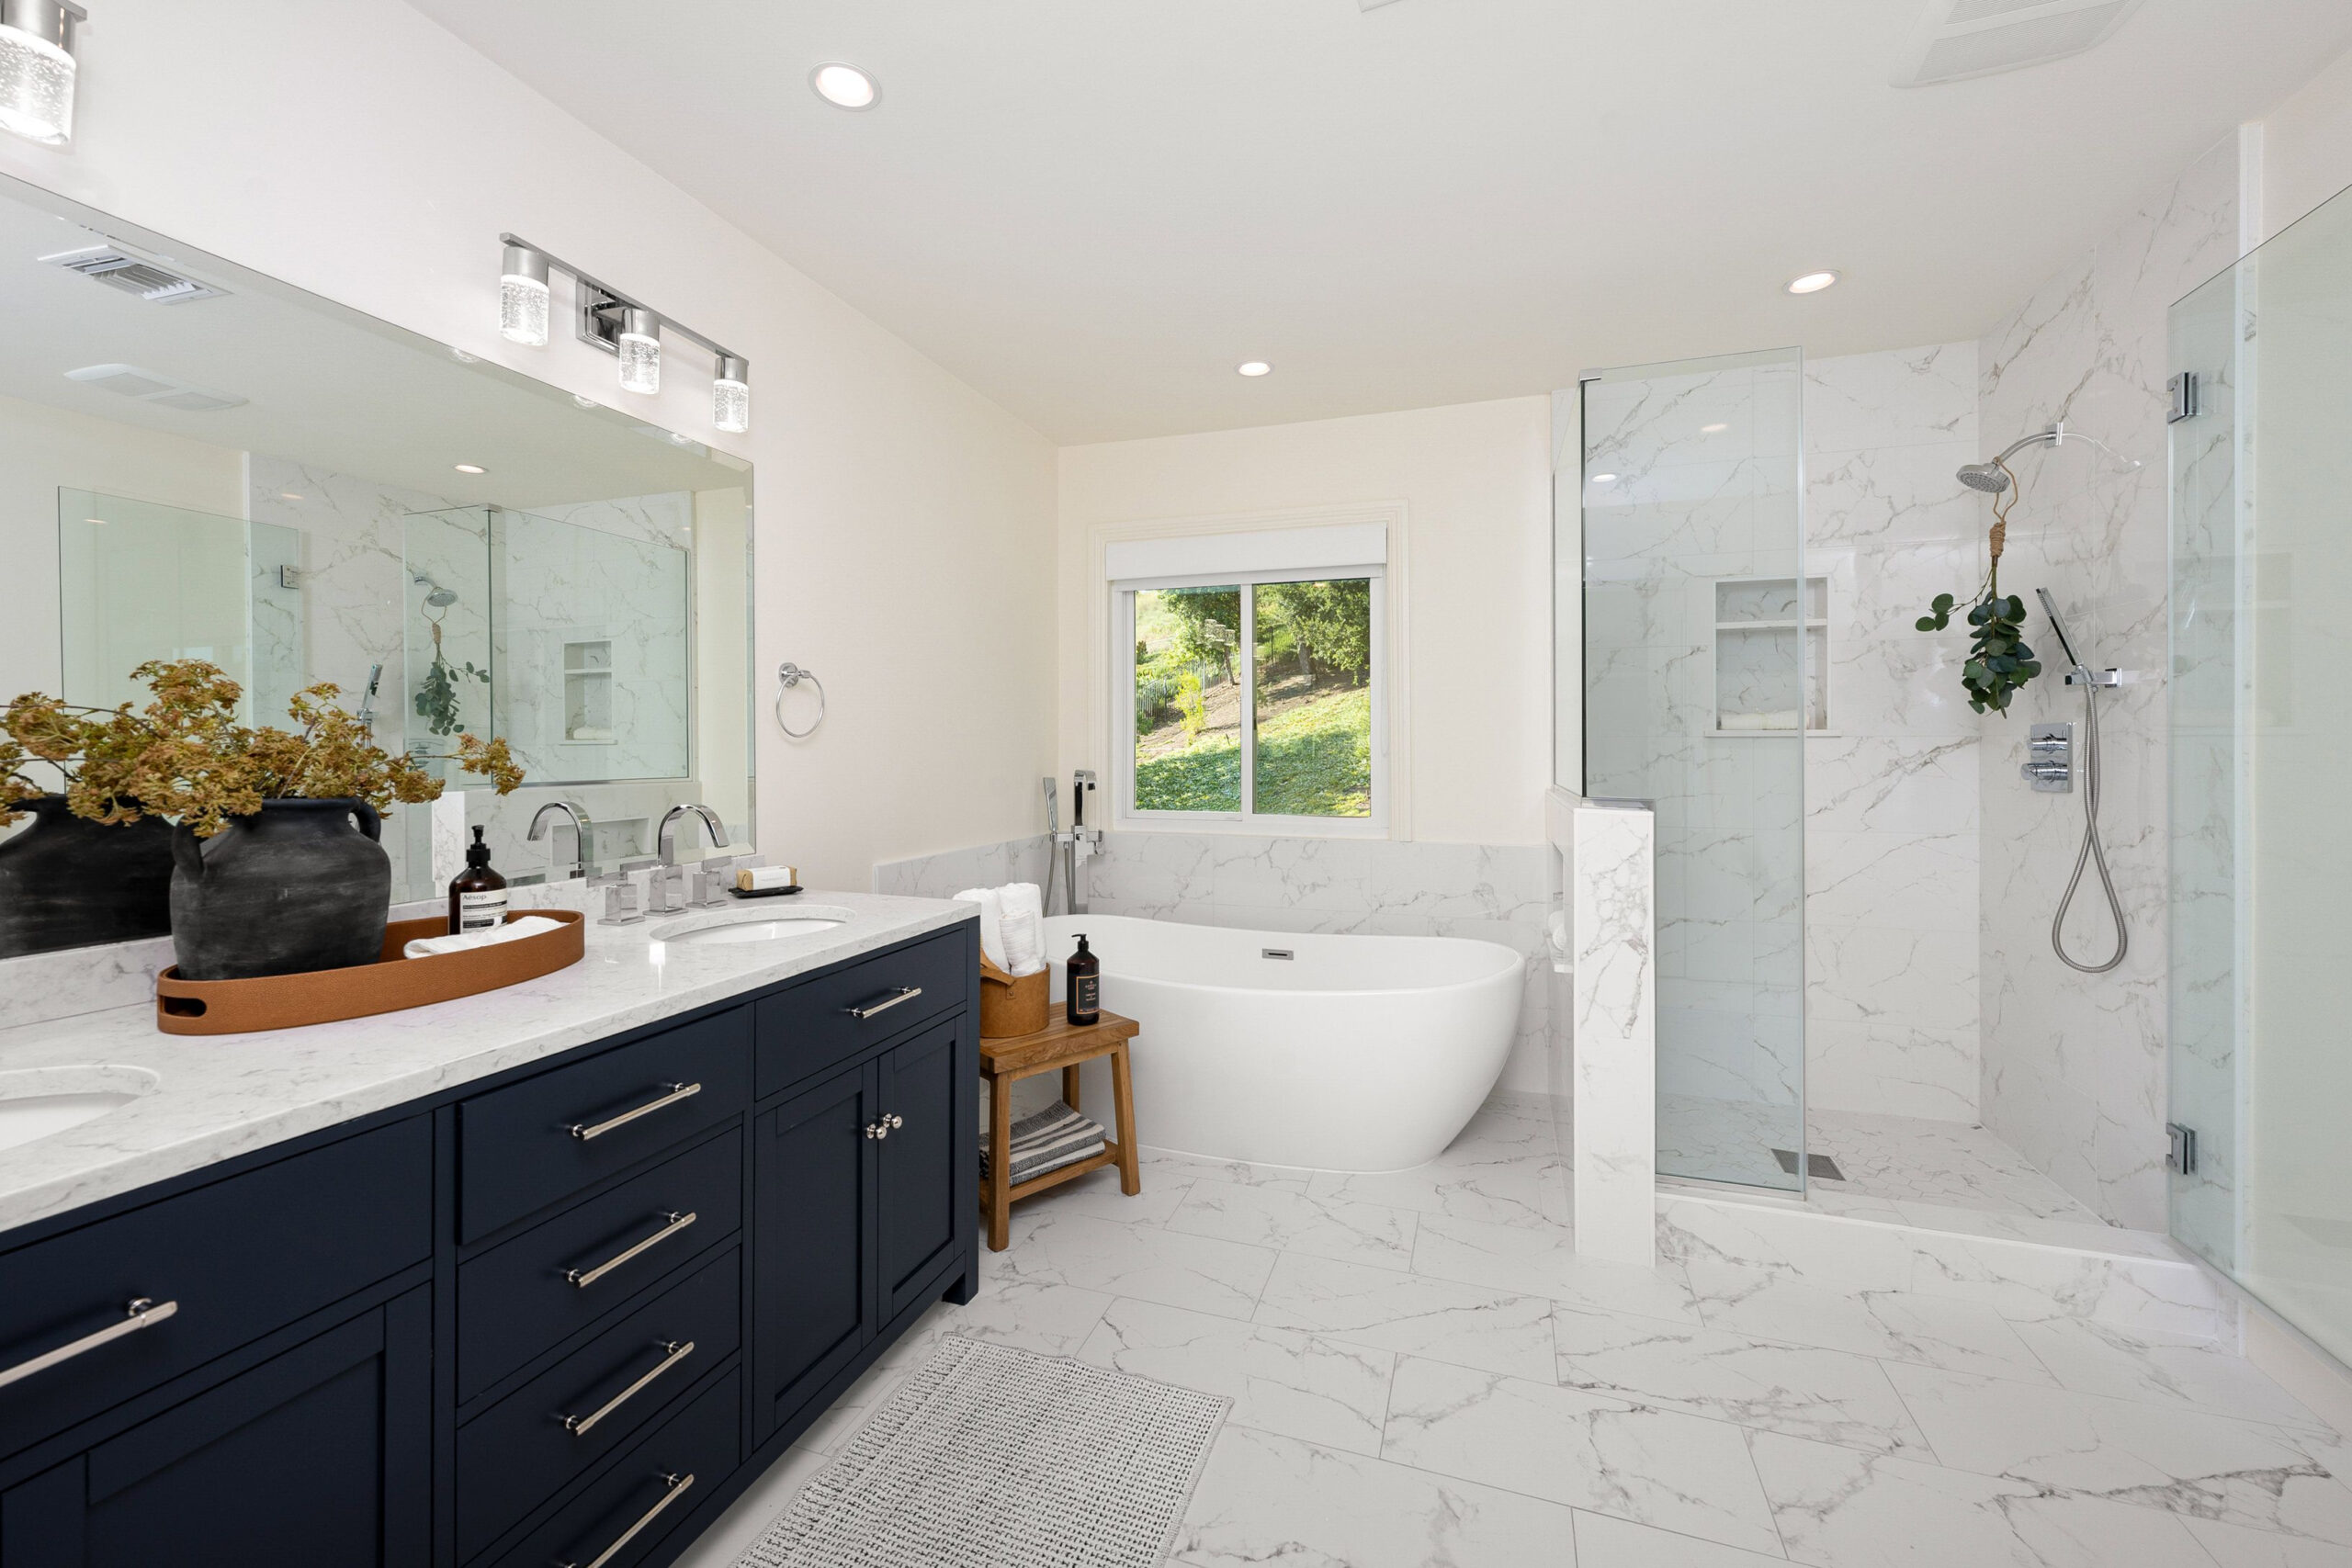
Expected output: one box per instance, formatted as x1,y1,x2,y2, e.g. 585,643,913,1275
774,661,825,739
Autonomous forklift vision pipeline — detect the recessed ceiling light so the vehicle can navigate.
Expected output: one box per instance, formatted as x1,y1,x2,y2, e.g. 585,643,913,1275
81,516,106,525
1237,361,1272,378
1589,473,1619,486
1701,423,1729,434
811,62,878,109
1786,270,1840,295
454,463,487,474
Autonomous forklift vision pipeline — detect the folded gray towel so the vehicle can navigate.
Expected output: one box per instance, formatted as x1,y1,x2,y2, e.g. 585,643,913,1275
983,1100,1106,1186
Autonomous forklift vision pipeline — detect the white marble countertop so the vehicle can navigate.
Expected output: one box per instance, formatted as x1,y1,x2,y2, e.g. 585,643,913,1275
0,890,973,1238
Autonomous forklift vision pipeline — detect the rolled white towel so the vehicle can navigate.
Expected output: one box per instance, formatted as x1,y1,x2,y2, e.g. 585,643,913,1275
404,915,563,960
955,887,1008,972
999,882,1046,976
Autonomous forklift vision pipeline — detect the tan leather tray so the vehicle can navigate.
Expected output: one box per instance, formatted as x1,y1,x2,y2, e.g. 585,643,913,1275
154,909,585,1035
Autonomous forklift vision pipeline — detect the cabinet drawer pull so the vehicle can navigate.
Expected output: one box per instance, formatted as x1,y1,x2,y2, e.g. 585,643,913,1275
560,1339,696,1437
0,1297,179,1392
560,1470,696,1568
565,1211,698,1289
567,1081,701,1142
846,986,922,1021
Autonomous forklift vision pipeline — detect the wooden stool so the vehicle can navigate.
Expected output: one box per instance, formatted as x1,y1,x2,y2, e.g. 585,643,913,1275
979,1010,1141,1251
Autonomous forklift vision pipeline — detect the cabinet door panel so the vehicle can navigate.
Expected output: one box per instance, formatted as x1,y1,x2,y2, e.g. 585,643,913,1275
877,1020,963,1319
751,1063,875,1439
0,1287,430,1568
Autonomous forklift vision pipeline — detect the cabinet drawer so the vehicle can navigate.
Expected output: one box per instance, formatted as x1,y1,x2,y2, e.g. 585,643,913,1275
458,1131,741,1404
754,928,967,1097
490,1366,740,1568
0,1118,431,1461
459,1007,752,1242
458,1249,740,1561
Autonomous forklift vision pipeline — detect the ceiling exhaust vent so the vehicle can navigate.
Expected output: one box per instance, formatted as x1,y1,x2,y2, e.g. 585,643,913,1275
39,244,228,305
64,364,247,413
1894,0,2143,87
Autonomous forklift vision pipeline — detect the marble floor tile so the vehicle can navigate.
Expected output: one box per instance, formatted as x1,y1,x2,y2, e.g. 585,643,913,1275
1173,1423,1582,1568
1077,1297,1396,1456
1307,1141,1570,1231
992,1210,1276,1320
1140,1145,1317,1193
1255,1251,1561,1380
667,1443,833,1568
2182,1514,2352,1566
1168,1179,1419,1271
1381,1356,1783,1556
1572,1510,1793,1567
1552,1304,1932,1457
2009,1315,2330,1430
1012,1159,1194,1226
1882,1362,2352,1545
1413,1211,1705,1324
1749,1428,2222,1567
1685,1261,2053,1384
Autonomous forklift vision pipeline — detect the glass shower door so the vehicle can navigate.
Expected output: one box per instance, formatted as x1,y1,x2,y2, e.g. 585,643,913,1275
2169,183,2352,1366
1580,348,1808,1191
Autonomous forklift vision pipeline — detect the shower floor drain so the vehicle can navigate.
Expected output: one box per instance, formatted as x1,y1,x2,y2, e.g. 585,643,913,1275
1772,1149,1846,1181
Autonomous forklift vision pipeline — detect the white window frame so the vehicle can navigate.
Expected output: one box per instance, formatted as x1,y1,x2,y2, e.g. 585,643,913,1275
1114,563,1389,838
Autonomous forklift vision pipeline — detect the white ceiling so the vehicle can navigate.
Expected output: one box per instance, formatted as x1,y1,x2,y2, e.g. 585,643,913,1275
410,0,2352,445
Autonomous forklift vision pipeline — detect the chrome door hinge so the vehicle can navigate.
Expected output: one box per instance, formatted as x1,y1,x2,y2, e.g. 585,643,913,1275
2167,372,2200,424
2166,1122,2199,1176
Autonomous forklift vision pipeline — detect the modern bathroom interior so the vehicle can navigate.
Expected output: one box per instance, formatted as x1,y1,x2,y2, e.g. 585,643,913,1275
3,5,2352,1567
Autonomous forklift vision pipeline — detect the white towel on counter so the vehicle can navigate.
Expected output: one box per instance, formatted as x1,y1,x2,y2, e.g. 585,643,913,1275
998,882,1045,976
403,915,562,960
954,887,1008,972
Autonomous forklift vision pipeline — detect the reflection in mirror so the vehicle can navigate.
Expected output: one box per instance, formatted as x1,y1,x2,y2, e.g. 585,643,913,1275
0,175,753,945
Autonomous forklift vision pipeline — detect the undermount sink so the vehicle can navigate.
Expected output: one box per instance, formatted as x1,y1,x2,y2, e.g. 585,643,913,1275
650,905,853,947
0,1065,160,1155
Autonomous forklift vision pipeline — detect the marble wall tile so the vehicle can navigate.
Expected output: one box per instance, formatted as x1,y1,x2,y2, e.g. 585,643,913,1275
1975,135,2243,1230
1566,800,1657,1265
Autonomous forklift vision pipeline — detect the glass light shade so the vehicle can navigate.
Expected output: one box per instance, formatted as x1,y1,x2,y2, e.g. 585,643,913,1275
713,376,750,434
0,23,74,145
499,274,549,346
617,330,661,395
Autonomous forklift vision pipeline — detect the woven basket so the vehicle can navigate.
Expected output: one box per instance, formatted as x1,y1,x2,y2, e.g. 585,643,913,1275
978,955,1049,1038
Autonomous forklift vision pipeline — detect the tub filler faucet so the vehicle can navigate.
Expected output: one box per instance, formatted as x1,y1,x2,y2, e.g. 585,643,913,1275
1052,769,1100,916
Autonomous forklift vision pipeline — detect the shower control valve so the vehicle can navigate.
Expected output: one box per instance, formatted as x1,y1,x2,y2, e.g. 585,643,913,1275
2021,723,2073,794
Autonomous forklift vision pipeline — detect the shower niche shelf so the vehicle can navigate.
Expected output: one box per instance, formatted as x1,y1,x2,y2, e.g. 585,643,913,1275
560,637,616,745
1709,574,1831,738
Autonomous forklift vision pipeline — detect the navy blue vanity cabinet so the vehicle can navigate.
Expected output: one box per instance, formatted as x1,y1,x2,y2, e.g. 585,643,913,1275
876,1018,970,1321
750,1062,878,1438
0,1286,432,1567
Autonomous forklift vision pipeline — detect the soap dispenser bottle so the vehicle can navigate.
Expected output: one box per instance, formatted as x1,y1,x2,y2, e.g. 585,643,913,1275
1066,934,1101,1026
448,827,510,935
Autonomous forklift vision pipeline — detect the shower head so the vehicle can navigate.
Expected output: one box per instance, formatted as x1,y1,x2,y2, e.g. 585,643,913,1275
1956,462,2011,494
2035,587,2086,672
413,572,458,608
1958,423,2143,498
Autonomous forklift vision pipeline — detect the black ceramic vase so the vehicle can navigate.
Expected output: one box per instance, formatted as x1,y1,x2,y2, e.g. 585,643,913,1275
0,795,176,958
169,797,392,981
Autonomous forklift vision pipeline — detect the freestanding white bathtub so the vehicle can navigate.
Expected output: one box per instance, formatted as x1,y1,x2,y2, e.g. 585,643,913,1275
1041,914,1523,1173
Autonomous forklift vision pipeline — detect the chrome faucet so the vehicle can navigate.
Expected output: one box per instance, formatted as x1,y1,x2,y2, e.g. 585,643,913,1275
1054,769,1101,916
654,804,731,911
526,800,596,882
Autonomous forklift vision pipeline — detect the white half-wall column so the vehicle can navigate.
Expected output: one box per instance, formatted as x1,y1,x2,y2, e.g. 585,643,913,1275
1552,788,1657,1264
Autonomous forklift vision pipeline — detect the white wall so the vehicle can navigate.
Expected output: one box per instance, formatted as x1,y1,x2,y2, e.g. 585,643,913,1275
0,0,1057,891
1057,397,1553,847
0,391,244,699
2262,45,2352,240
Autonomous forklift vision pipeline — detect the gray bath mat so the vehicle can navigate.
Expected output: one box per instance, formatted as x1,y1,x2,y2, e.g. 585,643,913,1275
733,1336,1229,1568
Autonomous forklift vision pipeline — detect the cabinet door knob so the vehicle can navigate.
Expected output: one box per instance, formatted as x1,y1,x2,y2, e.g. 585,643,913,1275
864,1120,890,1140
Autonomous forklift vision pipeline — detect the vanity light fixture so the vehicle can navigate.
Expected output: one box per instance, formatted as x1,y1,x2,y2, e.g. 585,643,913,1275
1238,361,1272,377
616,307,662,395
712,355,751,434
810,62,878,109
493,232,750,432
0,0,85,147
499,241,550,347
1785,270,1841,295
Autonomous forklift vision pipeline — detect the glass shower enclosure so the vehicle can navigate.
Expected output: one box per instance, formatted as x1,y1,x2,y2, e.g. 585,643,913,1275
1573,348,1810,1191
2168,181,2352,1368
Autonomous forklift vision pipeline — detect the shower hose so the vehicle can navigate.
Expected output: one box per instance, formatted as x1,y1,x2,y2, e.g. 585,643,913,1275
2052,675,2129,974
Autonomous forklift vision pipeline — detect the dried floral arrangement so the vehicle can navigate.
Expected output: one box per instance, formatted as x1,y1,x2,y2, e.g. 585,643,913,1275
1,659,524,838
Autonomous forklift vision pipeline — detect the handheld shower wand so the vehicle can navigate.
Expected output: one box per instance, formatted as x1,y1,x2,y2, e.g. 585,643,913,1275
2035,589,2128,975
